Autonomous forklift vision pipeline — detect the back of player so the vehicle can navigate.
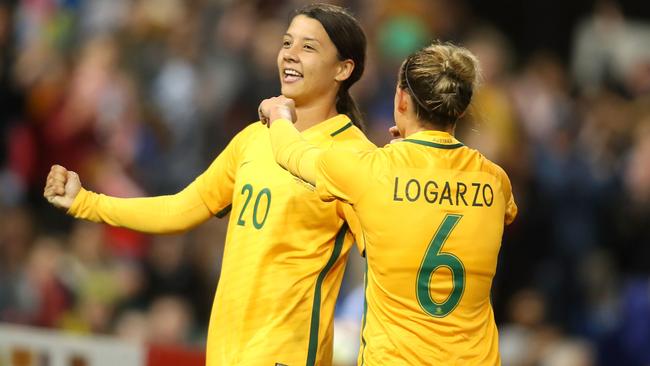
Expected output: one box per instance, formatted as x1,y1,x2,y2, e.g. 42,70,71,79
351,134,516,364
265,42,518,365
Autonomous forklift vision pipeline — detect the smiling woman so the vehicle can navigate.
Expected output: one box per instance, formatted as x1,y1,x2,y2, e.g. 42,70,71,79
43,4,374,366
281,5,366,131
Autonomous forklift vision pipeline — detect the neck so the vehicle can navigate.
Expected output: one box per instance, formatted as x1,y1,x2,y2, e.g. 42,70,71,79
294,105,339,131
402,118,455,138
293,98,339,132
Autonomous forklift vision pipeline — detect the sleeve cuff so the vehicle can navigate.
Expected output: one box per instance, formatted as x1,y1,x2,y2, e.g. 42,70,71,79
67,187,90,217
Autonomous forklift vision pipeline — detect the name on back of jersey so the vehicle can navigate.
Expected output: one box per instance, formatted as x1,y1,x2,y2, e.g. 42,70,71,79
392,176,494,207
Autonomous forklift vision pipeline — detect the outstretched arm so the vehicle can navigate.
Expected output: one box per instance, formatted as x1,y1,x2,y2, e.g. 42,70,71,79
44,165,213,234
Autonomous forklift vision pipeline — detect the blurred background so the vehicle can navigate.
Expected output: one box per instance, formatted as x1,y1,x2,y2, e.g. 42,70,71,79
0,0,649,365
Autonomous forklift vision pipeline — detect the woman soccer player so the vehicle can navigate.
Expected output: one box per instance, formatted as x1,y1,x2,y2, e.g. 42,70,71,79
261,42,518,364
43,4,373,366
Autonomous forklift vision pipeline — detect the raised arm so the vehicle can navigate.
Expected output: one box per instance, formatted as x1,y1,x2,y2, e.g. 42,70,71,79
269,119,321,185
260,96,321,185
260,95,373,205
44,165,213,234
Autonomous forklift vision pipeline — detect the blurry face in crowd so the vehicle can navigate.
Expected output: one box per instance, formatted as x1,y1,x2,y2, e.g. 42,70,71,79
277,15,351,106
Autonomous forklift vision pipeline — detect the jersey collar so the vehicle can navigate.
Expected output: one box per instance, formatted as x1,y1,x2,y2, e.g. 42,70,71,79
402,130,464,149
301,114,353,139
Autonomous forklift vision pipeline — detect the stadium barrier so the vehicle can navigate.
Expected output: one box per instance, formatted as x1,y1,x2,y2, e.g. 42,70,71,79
0,324,205,366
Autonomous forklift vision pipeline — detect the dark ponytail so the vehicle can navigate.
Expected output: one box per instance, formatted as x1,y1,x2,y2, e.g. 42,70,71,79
294,4,367,131
336,90,364,130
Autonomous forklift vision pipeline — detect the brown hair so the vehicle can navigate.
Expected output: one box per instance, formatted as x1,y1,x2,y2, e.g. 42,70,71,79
399,42,480,126
294,4,367,131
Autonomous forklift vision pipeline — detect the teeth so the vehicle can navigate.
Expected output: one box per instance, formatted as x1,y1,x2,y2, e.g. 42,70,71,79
284,69,302,77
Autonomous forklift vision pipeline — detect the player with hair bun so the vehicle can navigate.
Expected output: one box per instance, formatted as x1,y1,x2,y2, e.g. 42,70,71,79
262,41,517,365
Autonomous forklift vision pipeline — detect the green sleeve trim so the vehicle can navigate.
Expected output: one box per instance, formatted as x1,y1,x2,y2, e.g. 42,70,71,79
403,139,464,149
305,224,348,366
215,204,232,218
330,122,353,137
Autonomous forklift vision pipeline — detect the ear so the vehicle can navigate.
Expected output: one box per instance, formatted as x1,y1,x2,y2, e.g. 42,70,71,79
334,59,355,82
396,86,409,114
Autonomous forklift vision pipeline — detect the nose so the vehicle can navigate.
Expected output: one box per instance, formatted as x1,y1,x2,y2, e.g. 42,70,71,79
282,45,299,63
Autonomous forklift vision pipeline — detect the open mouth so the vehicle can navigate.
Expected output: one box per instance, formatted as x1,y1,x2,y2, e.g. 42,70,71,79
283,68,303,83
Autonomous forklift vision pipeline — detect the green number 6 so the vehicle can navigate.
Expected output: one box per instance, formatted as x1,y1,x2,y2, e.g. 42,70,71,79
416,214,465,317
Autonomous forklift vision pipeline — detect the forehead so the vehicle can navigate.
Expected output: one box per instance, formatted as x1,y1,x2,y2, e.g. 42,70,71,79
285,14,332,44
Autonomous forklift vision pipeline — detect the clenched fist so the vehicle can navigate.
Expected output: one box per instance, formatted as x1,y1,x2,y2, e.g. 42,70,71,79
43,164,82,210
258,95,297,126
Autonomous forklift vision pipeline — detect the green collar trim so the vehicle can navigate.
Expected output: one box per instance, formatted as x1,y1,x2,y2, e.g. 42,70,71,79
330,122,353,137
403,139,464,149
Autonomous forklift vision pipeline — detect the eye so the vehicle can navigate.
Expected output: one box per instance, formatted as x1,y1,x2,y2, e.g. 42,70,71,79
303,44,315,51
282,40,291,48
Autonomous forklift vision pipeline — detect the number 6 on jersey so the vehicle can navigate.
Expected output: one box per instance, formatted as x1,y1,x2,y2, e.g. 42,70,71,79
416,214,465,317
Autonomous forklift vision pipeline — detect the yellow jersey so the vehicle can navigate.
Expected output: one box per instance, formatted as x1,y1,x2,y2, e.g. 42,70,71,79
312,130,517,365
69,115,374,366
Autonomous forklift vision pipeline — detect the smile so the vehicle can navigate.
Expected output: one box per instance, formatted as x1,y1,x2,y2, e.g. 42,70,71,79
283,68,303,83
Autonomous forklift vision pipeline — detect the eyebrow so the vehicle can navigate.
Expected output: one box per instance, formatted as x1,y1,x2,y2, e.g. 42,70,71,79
283,33,322,44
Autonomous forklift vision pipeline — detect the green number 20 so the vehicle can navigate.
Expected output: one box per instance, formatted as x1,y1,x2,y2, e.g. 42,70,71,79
416,214,465,317
236,184,271,229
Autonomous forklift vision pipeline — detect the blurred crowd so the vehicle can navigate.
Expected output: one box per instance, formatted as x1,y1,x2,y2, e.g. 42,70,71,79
0,0,649,365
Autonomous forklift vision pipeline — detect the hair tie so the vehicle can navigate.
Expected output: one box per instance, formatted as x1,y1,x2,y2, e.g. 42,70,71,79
404,58,430,112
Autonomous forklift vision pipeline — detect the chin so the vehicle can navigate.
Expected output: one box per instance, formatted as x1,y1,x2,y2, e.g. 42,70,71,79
280,86,300,99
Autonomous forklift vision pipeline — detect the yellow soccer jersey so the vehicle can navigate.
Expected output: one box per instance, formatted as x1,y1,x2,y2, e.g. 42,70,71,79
68,115,373,365
194,115,374,366
312,130,517,365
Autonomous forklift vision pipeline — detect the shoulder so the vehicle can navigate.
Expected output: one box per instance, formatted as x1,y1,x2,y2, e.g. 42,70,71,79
330,124,376,150
469,148,512,187
230,121,268,144
240,121,267,137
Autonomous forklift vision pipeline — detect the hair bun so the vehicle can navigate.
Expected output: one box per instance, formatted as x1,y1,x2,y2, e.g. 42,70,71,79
442,60,451,73
399,42,480,125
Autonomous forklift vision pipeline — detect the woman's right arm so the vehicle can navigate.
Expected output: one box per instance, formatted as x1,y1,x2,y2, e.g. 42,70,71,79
44,125,255,233
44,164,213,234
